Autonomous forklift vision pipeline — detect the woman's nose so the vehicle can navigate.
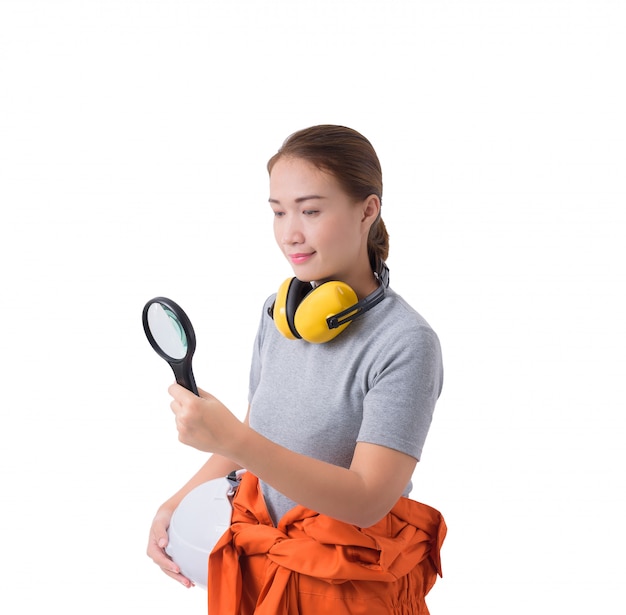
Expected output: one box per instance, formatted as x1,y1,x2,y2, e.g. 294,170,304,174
280,216,305,245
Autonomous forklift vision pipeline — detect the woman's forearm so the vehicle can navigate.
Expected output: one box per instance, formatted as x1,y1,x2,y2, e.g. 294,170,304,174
160,453,242,513
225,426,412,528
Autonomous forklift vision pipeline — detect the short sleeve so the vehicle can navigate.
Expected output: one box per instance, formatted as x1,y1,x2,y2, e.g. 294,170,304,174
357,325,443,460
248,296,274,405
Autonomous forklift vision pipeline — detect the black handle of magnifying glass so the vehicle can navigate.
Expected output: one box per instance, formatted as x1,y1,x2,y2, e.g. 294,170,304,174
170,358,199,396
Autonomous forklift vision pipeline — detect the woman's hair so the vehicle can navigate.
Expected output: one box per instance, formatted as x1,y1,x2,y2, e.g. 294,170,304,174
267,125,389,272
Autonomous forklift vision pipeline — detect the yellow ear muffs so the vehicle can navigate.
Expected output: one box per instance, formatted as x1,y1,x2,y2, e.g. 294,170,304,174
294,281,358,343
273,277,311,340
270,263,389,343
272,277,359,344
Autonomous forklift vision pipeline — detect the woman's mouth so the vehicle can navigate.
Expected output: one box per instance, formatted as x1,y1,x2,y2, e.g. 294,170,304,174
288,252,315,265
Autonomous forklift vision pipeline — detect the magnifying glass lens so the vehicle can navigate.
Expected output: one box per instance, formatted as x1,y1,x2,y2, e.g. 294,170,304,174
143,298,198,395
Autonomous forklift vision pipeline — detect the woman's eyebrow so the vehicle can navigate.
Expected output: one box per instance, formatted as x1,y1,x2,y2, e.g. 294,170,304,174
268,195,326,205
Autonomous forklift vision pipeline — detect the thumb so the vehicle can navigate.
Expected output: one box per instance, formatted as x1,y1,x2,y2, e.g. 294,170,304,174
196,386,214,400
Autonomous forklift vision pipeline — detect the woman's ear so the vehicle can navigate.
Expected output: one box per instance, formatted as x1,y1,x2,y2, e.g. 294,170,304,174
361,194,381,228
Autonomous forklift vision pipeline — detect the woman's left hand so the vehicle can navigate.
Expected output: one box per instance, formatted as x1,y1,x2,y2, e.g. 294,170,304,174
168,383,242,455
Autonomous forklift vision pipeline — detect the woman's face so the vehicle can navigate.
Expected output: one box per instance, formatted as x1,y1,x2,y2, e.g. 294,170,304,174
269,156,377,290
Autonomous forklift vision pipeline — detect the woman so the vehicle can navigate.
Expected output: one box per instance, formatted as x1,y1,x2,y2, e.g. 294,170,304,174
147,125,446,614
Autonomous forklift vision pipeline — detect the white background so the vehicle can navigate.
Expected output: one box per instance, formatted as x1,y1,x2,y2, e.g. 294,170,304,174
1,1,624,613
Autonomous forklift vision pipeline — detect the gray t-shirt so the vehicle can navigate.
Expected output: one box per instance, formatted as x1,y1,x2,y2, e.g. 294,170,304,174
248,286,443,525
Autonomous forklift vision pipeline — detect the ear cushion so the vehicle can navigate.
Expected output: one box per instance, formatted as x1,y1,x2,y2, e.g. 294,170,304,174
273,278,313,339
294,281,358,344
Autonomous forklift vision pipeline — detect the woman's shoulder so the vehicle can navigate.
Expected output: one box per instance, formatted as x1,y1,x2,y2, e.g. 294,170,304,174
378,288,438,336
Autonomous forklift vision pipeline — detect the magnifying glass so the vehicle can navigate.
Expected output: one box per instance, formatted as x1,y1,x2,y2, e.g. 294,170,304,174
142,297,198,395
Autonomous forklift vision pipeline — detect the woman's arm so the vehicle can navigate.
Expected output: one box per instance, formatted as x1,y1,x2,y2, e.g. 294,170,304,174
159,451,243,514
169,385,416,528
146,411,247,587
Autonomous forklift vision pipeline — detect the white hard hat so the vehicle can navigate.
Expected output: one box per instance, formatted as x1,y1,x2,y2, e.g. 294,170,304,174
165,477,233,589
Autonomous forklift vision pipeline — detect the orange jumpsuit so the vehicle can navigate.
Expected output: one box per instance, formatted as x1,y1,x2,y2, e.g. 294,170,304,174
208,472,446,614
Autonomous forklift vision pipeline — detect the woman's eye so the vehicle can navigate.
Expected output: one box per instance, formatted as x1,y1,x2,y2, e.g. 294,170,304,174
272,211,285,217
303,210,319,216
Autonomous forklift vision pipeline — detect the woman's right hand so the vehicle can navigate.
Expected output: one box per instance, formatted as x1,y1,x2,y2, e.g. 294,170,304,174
147,506,194,588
